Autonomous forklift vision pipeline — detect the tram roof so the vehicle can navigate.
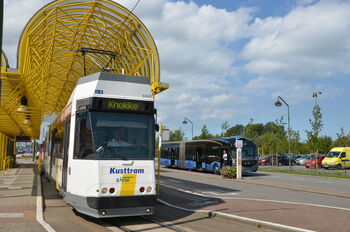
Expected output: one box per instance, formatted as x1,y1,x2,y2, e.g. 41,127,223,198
212,136,252,144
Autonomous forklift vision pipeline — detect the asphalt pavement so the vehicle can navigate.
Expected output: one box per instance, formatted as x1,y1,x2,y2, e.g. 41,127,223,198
158,167,350,232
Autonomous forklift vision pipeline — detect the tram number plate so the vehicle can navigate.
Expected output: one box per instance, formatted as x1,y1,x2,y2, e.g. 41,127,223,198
116,177,132,183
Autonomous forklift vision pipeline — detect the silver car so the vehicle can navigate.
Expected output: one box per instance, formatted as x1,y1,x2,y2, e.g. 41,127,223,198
296,155,309,165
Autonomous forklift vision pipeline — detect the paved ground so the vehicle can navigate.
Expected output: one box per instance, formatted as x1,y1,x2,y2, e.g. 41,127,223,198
0,158,45,232
159,167,350,232
160,188,350,232
2,159,350,232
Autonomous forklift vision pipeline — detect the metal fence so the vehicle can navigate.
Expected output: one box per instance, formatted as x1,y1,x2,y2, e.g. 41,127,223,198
259,163,349,176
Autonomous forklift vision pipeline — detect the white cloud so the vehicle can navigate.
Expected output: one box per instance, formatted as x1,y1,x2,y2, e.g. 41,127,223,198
3,0,51,67
3,0,349,138
242,0,350,79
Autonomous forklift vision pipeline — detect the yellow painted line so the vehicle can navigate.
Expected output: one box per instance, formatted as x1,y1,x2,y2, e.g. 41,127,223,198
55,160,60,191
120,174,137,196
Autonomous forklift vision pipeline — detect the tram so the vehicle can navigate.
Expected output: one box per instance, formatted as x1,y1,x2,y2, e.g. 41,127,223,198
42,72,157,218
160,136,259,174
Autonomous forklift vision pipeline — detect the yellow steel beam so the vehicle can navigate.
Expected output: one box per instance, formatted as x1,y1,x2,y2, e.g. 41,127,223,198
1,0,169,140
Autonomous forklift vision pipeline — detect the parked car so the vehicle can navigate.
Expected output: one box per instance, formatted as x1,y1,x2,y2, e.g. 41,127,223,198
259,156,271,165
296,155,309,165
305,155,325,168
272,155,296,166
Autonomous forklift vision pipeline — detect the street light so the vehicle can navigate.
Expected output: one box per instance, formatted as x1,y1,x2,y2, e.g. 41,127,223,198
312,91,322,106
274,96,291,156
182,117,193,140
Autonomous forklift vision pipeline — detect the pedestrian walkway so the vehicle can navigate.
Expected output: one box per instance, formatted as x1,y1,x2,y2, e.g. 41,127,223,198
0,158,46,232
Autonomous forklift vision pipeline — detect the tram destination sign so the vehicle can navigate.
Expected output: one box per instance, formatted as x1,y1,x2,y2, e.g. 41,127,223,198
90,97,154,114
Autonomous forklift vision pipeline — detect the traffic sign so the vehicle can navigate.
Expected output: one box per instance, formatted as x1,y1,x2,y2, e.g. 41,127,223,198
235,140,243,148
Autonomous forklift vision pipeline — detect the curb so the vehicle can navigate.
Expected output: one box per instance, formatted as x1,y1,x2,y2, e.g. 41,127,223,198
36,175,56,232
157,198,315,232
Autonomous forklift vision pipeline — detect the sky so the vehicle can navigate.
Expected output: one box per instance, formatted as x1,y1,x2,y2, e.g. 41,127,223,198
2,0,350,141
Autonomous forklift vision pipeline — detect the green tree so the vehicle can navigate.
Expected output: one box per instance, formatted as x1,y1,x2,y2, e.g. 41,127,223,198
306,105,323,153
256,132,277,155
224,124,244,137
244,123,264,142
168,129,185,141
290,129,301,154
318,136,333,154
334,127,350,147
221,121,230,136
193,125,213,140
263,121,286,138
200,125,210,139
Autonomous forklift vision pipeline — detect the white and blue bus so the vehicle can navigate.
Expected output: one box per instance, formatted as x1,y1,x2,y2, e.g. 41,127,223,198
160,136,259,174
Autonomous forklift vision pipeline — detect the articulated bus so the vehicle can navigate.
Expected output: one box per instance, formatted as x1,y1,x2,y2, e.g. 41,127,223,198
42,72,157,218
160,136,259,174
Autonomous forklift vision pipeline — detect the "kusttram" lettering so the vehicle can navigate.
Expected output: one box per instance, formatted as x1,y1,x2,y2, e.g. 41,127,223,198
109,167,145,174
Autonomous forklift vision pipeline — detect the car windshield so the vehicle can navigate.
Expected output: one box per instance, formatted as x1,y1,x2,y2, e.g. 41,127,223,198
326,152,340,158
74,111,154,160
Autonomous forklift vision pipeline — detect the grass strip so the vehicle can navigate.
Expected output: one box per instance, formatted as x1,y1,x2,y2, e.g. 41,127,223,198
259,168,350,179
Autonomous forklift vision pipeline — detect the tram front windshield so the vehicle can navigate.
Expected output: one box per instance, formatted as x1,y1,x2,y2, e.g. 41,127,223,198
74,111,154,160
231,145,257,159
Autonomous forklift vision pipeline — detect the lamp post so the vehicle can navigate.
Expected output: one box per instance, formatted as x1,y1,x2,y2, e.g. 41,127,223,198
312,91,322,174
182,117,193,140
312,91,322,106
274,96,291,157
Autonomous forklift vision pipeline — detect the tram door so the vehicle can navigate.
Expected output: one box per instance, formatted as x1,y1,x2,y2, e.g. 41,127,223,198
170,147,179,166
170,148,176,166
62,119,70,192
196,147,205,169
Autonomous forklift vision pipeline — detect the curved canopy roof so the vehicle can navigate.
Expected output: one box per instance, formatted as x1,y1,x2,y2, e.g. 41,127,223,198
0,0,168,139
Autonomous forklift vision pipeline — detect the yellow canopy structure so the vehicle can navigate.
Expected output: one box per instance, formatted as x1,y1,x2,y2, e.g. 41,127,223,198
0,0,168,140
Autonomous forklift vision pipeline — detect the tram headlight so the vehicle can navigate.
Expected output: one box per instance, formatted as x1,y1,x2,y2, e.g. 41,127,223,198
146,186,152,193
101,187,108,194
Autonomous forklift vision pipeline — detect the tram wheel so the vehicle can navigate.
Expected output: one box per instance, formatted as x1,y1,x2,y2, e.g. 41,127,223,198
213,164,220,175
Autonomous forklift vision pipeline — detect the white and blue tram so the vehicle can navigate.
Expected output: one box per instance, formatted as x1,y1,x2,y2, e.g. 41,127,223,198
42,72,157,218
160,136,259,174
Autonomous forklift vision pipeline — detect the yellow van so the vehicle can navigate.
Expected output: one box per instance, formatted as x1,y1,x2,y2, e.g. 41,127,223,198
322,147,350,169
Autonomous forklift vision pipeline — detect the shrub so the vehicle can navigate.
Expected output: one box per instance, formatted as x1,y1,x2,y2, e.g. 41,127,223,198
220,166,237,179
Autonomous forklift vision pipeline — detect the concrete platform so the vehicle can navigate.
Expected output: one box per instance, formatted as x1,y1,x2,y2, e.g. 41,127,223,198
0,158,46,232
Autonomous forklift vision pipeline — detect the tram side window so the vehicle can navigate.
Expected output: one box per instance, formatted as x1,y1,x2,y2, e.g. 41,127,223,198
242,147,257,158
74,112,94,159
52,124,64,159
206,146,220,164
161,147,171,159
172,148,179,160
185,145,196,160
